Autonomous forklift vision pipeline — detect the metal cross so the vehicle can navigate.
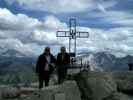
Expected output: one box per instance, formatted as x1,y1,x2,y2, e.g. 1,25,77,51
56,18,89,58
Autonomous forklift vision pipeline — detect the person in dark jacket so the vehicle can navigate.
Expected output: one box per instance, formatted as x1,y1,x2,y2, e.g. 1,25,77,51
56,46,70,84
36,47,56,89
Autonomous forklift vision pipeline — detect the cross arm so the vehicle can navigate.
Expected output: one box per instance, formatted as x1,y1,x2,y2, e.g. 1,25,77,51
56,31,70,37
76,31,89,38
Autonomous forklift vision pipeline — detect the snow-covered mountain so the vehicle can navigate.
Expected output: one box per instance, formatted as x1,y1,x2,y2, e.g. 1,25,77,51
0,48,35,58
77,52,133,71
1,49,28,57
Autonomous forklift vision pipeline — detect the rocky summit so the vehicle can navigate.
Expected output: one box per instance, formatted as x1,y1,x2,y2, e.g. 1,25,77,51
1,71,133,100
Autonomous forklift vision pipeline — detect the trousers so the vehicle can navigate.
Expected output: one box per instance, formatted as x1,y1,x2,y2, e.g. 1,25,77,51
38,71,50,89
57,66,67,84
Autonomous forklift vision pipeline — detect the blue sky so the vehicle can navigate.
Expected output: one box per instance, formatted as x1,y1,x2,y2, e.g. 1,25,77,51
0,0,133,57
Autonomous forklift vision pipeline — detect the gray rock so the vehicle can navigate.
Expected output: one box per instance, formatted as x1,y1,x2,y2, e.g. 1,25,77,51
103,92,130,100
25,81,81,100
75,71,117,100
112,72,133,95
112,71,133,81
116,79,133,94
1,87,20,99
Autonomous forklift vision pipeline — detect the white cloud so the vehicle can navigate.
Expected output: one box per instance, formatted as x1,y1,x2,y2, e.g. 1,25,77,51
105,11,133,25
0,38,34,56
77,8,133,29
74,26,133,57
96,10,133,27
97,4,106,13
5,0,117,13
0,8,41,31
43,15,67,30
0,8,67,56
0,8,68,31
0,8,66,43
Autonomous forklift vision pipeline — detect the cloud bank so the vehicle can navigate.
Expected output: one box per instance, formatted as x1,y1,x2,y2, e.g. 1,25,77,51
0,8,67,56
1,0,133,58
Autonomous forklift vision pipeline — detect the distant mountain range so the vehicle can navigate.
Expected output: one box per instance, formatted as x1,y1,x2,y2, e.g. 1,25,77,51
0,49,37,84
1,49,133,72
78,52,133,71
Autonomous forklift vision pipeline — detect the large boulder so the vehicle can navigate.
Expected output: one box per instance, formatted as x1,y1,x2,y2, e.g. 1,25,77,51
116,79,133,95
25,81,81,100
0,86,21,99
103,92,130,100
75,71,117,100
112,71,133,95
112,71,133,81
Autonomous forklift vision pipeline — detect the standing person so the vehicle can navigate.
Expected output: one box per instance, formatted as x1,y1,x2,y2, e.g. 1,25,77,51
56,46,70,84
36,47,56,89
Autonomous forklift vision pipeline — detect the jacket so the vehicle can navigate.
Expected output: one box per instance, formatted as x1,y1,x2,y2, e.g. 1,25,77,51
56,53,70,66
36,53,56,73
